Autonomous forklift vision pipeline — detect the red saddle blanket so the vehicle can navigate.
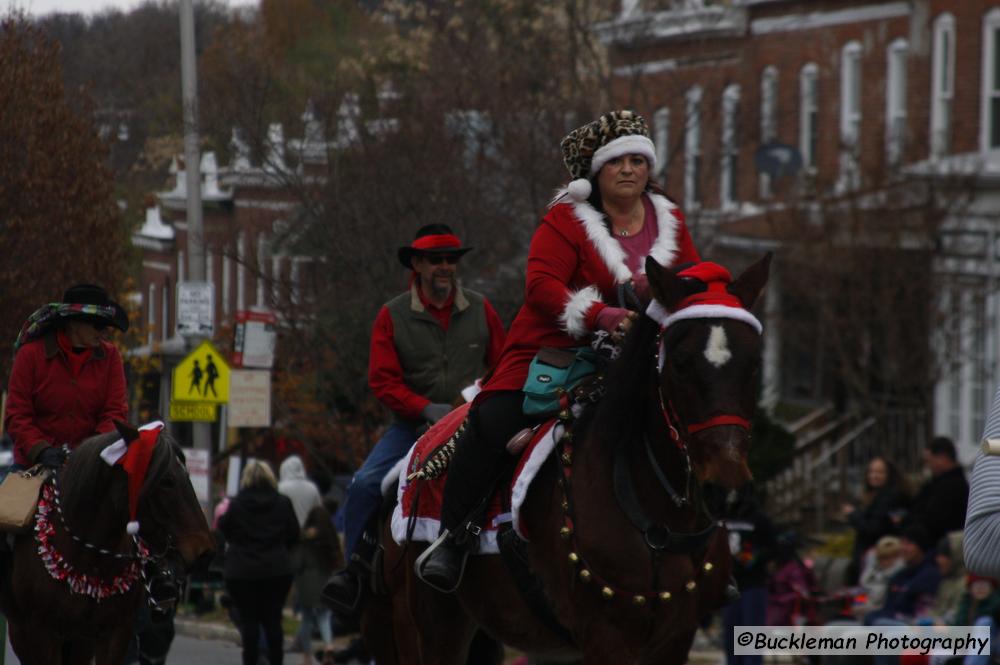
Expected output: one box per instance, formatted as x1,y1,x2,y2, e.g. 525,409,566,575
390,404,561,554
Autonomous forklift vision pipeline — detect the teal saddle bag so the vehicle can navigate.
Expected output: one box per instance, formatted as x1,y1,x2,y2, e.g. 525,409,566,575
522,346,600,417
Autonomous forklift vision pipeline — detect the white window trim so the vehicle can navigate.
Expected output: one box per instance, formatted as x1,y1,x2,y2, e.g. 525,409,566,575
653,106,669,179
685,86,702,208
721,84,741,210
760,67,778,198
839,41,863,192
980,9,1000,152
885,38,908,165
256,232,268,308
800,63,819,170
840,41,862,146
933,13,956,157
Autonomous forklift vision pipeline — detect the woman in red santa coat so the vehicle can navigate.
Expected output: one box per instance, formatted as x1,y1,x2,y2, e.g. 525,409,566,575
415,109,701,592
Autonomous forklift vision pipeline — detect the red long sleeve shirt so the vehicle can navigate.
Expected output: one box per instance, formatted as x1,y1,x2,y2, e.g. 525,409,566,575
6,333,129,466
368,290,506,420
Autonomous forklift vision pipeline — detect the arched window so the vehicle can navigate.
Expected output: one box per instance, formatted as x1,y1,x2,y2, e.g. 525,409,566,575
839,41,863,190
721,85,741,209
760,66,778,198
932,13,956,157
980,9,1000,151
685,86,702,207
799,63,819,170
886,39,909,165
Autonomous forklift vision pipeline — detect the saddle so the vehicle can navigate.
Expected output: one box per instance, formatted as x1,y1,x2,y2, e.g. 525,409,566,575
390,404,563,554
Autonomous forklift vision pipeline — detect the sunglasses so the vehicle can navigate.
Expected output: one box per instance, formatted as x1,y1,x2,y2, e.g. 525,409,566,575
424,255,459,266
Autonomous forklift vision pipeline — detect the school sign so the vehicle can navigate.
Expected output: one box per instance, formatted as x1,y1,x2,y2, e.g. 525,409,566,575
171,341,231,422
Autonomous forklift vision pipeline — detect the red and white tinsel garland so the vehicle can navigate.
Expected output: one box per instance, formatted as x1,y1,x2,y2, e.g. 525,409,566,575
35,483,147,600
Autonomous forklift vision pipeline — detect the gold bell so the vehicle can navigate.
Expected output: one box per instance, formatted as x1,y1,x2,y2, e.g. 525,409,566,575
561,499,569,510
561,451,572,465
559,409,571,421
685,580,697,591
632,595,647,607
562,431,573,442
601,586,615,600
554,387,565,396
559,526,573,539
703,562,714,572
659,591,672,602
579,569,592,583
568,552,579,564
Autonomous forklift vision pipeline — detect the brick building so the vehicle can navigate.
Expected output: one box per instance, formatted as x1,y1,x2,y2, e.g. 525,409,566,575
600,0,1000,465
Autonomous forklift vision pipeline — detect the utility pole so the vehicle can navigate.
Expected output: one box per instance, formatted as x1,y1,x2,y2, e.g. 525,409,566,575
180,0,212,512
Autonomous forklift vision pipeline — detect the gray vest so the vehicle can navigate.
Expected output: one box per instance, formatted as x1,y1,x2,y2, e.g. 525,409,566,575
385,283,490,418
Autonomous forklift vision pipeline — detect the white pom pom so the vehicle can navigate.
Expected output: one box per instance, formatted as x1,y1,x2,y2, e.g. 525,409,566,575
566,178,591,201
126,521,139,535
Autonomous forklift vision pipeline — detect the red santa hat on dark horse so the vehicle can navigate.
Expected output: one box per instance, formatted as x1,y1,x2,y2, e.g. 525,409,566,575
558,109,658,203
100,421,165,535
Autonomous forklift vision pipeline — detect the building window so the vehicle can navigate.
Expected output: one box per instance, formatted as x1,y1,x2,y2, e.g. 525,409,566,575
272,254,282,307
237,232,246,311
886,39,908,165
721,84,740,209
653,106,669,183
685,86,702,208
161,284,169,340
932,13,956,157
839,41,862,191
981,9,1000,151
147,284,155,347
799,63,819,170
256,232,268,307
760,66,778,198
222,253,231,316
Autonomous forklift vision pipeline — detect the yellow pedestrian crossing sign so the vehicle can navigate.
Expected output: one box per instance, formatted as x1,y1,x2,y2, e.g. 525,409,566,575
172,340,230,404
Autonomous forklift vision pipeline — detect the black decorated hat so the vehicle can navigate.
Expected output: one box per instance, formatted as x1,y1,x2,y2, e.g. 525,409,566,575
397,224,473,269
61,284,129,332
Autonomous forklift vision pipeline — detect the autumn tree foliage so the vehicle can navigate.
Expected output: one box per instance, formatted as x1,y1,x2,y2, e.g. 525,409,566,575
198,0,617,465
0,16,130,380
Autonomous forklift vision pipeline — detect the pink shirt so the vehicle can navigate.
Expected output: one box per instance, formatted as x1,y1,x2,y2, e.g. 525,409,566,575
615,194,658,273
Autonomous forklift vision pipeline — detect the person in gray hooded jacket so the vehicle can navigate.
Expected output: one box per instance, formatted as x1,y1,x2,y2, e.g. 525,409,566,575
278,454,322,528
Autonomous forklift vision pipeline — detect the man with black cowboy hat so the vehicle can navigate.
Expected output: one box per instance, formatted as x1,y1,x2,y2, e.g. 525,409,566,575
6,283,130,471
322,223,506,615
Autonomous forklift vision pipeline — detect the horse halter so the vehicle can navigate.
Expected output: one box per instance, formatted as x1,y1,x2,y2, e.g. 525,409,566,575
645,299,762,449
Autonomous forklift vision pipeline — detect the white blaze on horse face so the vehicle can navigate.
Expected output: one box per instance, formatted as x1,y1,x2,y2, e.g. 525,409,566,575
703,326,732,368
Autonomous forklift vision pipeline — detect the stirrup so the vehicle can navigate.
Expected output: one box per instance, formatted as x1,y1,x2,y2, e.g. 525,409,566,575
414,529,469,594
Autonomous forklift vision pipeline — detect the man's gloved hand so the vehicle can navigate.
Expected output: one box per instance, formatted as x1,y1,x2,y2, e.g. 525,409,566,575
421,403,452,424
37,445,66,469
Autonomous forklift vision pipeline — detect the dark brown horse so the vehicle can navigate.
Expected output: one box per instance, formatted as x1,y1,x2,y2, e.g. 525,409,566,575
0,423,214,665
366,255,770,665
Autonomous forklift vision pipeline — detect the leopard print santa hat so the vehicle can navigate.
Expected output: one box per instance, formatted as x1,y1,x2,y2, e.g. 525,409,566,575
558,109,657,202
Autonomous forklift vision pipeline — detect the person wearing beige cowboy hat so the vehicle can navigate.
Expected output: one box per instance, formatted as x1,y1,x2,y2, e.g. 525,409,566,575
416,109,701,592
6,283,130,471
322,223,506,616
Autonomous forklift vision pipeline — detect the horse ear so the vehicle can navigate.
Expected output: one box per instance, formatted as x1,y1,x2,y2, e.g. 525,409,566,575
727,253,772,309
645,256,689,309
114,420,140,444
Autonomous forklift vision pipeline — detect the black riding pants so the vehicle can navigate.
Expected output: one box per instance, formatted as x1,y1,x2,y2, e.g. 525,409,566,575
440,391,540,532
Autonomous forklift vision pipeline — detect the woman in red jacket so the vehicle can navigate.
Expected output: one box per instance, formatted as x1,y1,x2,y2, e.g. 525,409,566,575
5,283,129,471
417,110,701,591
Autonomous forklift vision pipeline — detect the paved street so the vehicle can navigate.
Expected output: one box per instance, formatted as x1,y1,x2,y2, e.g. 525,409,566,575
168,634,244,664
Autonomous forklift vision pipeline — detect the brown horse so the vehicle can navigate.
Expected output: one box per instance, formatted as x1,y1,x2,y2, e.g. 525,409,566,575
0,423,214,665
365,255,770,665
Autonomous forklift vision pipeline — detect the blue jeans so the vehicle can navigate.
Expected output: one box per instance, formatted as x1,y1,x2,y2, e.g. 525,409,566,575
342,423,417,561
723,585,768,665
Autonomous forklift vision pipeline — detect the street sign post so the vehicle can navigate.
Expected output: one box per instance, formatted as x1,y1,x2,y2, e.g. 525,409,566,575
171,339,230,404
177,282,214,338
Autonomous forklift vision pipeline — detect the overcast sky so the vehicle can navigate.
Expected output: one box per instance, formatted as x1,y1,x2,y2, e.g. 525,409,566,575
7,0,257,17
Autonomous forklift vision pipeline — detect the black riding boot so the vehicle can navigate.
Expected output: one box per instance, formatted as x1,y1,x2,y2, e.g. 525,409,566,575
415,392,533,593
322,519,378,618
